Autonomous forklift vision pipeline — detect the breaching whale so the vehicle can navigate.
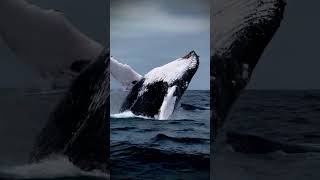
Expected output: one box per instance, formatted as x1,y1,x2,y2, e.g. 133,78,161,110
111,51,199,120
211,0,286,137
29,50,109,172
212,0,320,157
0,0,109,173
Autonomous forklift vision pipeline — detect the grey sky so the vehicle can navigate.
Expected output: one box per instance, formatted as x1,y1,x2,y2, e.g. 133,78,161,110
247,0,320,89
2,0,318,90
111,0,210,90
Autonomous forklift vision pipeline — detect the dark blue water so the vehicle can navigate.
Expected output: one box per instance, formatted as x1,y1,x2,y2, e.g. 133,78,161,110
213,90,320,180
227,90,320,143
0,89,209,179
2,89,320,179
110,90,210,180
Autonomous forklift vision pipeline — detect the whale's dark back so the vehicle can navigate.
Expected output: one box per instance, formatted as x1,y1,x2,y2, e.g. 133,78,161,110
120,79,169,117
30,49,110,172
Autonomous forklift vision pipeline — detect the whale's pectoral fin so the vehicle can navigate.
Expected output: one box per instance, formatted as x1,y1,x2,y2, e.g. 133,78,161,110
110,56,142,90
158,86,179,120
0,0,103,86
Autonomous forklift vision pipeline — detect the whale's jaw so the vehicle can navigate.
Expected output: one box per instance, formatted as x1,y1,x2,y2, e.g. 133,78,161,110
120,51,199,119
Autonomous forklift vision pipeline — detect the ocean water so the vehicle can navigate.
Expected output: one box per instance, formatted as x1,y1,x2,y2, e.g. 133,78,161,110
225,90,320,142
213,90,320,180
110,90,210,180
4,89,320,179
0,156,108,180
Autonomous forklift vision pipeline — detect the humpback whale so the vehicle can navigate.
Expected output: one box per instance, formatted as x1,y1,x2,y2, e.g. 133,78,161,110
210,1,288,172
111,51,199,120
211,0,286,137
212,0,320,158
0,0,109,173
29,50,109,172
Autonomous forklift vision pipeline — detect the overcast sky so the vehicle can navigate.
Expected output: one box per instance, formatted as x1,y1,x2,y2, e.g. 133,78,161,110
247,0,320,89
111,0,210,90
1,0,320,90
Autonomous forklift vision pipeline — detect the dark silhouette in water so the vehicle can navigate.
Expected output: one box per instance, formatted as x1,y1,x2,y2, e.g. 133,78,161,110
226,131,320,154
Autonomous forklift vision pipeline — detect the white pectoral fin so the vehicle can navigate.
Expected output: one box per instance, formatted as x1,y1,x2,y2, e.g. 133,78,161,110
0,0,103,81
110,57,142,90
158,86,178,120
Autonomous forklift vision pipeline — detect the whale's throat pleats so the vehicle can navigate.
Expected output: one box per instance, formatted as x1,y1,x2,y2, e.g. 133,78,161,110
159,86,178,120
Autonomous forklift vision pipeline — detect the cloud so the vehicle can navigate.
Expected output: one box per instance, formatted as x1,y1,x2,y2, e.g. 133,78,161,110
111,1,210,39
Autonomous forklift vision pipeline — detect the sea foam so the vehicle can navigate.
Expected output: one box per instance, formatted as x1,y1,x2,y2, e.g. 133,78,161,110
0,155,109,179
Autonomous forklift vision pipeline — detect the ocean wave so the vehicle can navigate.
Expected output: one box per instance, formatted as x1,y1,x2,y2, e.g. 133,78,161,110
167,119,196,124
110,111,198,121
226,131,320,154
302,94,320,101
152,133,209,144
110,111,152,119
112,127,137,131
111,143,209,168
180,103,210,111
0,155,108,180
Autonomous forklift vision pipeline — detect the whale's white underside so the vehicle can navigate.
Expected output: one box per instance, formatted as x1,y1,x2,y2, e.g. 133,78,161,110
158,85,178,120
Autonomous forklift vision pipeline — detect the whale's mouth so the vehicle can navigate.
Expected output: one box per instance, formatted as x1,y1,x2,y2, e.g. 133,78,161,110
178,51,199,72
182,50,199,60
173,50,200,84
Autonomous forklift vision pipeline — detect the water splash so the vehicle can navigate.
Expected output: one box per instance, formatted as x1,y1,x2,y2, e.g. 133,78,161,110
110,111,152,119
0,155,109,179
